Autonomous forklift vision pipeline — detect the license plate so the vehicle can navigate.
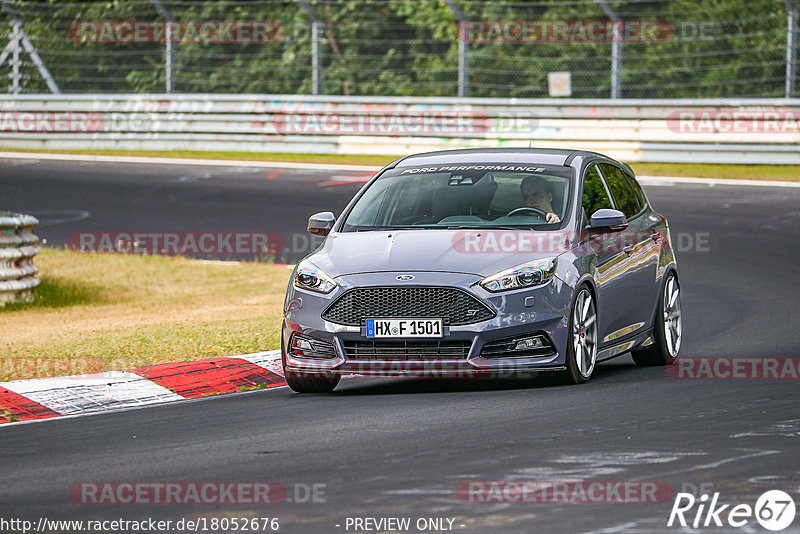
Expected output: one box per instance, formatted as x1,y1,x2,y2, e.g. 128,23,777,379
365,318,443,338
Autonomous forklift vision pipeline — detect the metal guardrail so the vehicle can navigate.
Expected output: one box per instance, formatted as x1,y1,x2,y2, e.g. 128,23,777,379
0,211,40,305
0,95,798,164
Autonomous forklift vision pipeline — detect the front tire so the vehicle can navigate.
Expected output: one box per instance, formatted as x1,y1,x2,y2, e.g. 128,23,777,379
561,286,598,384
282,338,340,393
284,370,340,393
632,272,682,366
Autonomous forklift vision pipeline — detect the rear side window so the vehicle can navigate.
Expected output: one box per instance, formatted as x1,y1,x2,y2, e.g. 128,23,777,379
599,163,642,218
581,164,612,218
623,172,647,210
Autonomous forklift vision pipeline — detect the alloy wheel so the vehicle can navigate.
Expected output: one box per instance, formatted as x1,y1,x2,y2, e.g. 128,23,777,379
663,275,682,357
572,288,597,379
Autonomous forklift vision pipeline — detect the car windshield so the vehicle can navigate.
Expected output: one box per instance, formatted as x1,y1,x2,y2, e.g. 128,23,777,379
342,163,572,231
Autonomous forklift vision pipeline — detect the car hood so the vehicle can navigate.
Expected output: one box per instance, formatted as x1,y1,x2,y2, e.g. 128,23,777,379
307,230,568,278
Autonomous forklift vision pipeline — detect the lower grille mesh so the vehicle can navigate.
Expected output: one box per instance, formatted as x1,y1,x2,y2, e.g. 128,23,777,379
322,287,494,326
343,340,472,360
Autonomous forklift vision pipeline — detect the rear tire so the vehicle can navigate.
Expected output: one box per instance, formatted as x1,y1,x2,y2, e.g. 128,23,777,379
560,286,598,384
282,338,340,393
632,272,681,367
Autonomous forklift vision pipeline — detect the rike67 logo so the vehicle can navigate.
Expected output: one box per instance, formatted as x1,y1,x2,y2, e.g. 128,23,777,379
668,490,796,531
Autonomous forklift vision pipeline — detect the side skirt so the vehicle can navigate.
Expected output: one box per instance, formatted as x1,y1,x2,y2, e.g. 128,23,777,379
597,328,654,363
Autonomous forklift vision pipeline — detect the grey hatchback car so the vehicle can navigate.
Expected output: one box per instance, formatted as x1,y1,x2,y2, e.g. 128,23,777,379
281,148,681,392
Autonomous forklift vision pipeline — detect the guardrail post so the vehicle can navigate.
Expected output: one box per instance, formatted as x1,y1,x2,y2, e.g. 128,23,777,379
785,0,798,98
298,0,323,95
150,0,175,93
311,21,322,95
0,212,40,306
444,0,468,97
9,21,20,94
596,0,622,99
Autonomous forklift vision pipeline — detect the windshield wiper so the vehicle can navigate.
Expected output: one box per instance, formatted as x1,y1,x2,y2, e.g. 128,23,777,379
445,225,538,230
352,225,441,232
350,224,541,232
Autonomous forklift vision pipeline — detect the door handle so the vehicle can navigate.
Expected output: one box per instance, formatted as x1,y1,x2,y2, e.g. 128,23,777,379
622,244,635,255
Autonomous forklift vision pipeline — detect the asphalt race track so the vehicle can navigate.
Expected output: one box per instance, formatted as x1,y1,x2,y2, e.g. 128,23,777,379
2,157,799,534
0,157,373,263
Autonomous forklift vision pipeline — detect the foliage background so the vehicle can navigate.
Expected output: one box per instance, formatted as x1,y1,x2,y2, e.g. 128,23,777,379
0,0,795,98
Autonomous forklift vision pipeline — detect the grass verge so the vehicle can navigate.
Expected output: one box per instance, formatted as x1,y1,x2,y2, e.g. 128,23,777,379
630,162,800,182
0,248,290,381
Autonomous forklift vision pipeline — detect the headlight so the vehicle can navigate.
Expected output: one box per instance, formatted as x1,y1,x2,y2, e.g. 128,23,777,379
293,260,337,294
479,258,557,293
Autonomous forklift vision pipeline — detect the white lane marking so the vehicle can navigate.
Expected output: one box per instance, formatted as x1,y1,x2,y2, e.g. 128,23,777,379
638,175,800,188
575,521,643,534
24,209,91,226
0,151,377,171
653,449,780,477
731,419,800,438
0,384,290,428
638,181,675,187
2,152,798,188
0,350,288,427
552,451,701,465
383,489,454,495
194,259,242,266
3,371,183,415
230,350,284,377
176,172,212,183
512,451,705,479
0,158,40,166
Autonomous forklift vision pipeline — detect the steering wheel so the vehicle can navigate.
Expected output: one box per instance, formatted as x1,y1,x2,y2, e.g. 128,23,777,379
506,207,548,218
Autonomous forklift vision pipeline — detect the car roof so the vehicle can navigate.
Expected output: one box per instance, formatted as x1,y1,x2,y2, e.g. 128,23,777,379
391,148,605,169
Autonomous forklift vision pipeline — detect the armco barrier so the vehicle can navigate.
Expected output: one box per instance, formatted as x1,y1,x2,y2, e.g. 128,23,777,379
0,212,40,305
0,95,798,164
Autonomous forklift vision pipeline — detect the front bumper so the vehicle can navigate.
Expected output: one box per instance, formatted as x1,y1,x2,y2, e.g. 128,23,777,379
282,271,574,377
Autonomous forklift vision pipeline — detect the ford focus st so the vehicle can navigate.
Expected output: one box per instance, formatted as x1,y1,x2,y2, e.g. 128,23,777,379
281,148,681,393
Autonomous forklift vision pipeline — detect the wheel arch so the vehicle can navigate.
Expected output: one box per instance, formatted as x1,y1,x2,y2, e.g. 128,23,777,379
573,274,599,318
648,266,680,329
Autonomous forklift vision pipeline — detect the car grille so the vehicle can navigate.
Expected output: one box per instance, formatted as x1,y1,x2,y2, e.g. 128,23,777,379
342,340,472,360
322,287,495,326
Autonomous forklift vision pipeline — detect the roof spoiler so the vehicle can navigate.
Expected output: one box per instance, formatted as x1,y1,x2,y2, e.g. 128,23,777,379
563,151,581,167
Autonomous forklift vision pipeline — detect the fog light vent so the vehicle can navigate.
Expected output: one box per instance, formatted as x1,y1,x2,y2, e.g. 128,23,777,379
289,334,337,359
512,336,545,351
481,333,554,358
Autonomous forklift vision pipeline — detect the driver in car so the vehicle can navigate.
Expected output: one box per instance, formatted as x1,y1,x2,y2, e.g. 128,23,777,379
521,176,561,223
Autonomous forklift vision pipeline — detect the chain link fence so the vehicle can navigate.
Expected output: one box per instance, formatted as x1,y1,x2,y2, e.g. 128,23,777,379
0,0,796,98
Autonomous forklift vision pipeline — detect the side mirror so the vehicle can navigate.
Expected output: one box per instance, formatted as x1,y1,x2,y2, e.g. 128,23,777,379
307,211,336,236
588,209,628,231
